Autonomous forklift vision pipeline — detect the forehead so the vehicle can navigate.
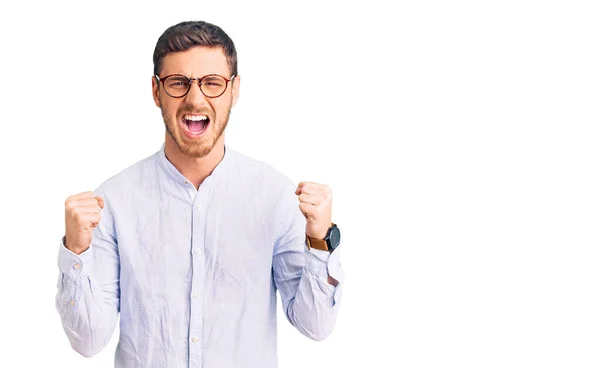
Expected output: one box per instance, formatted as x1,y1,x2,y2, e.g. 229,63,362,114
160,46,229,77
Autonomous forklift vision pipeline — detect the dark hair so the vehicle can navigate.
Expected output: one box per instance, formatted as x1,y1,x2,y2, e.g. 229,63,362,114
153,21,237,76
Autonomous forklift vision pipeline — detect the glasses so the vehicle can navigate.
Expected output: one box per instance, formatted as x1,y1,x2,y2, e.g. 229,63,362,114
155,74,235,98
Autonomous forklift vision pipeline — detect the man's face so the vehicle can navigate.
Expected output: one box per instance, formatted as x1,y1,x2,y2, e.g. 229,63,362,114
152,46,239,158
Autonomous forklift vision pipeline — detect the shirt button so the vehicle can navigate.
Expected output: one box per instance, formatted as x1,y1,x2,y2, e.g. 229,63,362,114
192,292,199,299
193,248,202,255
73,263,81,270
196,204,203,210
191,336,199,343
69,300,76,307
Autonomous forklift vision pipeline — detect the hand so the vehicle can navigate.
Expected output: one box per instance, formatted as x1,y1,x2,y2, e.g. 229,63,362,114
295,181,332,239
64,191,104,254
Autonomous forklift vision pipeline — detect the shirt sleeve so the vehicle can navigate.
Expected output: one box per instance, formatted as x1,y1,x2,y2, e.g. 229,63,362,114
55,190,120,357
271,183,344,341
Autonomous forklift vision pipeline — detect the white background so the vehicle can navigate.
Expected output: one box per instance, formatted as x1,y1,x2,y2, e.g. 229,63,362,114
0,0,599,367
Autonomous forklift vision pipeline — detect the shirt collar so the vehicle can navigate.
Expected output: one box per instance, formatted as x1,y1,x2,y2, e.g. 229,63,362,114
157,143,234,188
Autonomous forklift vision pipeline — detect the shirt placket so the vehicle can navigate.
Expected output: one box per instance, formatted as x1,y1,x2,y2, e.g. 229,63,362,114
188,184,210,367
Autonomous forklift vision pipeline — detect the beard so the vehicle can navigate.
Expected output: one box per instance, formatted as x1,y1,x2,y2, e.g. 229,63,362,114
161,99,231,158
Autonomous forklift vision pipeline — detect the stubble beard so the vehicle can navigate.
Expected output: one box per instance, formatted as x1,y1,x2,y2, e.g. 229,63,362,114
162,101,231,158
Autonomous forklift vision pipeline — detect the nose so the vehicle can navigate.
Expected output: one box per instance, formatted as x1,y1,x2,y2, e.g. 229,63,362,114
184,79,209,106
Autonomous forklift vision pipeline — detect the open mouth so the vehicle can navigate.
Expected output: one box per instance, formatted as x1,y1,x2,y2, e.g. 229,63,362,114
181,114,210,135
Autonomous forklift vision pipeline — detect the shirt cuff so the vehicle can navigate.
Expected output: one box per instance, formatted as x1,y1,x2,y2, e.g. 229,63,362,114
304,243,344,284
58,236,92,282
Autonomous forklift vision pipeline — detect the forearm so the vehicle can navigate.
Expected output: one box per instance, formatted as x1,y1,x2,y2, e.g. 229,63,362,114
280,247,344,340
55,240,119,357
273,182,344,340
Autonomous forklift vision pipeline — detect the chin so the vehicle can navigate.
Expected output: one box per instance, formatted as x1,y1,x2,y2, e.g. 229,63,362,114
179,139,215,158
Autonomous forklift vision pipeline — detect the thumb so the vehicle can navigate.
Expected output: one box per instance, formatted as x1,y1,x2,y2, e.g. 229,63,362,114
95,196,105,209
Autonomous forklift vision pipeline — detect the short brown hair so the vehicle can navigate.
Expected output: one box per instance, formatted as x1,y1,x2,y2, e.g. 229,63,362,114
153,21,237,76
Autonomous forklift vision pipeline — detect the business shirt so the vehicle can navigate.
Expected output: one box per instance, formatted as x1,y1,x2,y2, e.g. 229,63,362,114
55,145,343,368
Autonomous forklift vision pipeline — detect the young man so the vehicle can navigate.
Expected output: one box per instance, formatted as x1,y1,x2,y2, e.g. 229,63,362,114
56,21,343,368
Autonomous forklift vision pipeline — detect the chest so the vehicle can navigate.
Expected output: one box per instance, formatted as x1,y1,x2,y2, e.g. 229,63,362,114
114,192,276,285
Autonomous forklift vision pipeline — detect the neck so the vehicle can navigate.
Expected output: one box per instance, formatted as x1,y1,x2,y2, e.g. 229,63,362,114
164,135,226,190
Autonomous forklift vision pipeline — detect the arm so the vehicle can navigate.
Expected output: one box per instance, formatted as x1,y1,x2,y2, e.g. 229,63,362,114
55,191,120,357
272,182,344,341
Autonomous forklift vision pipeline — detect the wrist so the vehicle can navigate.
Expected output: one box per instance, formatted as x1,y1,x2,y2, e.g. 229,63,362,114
64,235,89,255
305,223,340,253
306,222,333,240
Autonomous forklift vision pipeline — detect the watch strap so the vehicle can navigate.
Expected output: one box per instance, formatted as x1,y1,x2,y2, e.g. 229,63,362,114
305,234,329,251
305,223,335,251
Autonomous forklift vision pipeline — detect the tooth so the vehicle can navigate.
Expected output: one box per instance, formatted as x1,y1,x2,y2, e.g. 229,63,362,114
183,115,208,121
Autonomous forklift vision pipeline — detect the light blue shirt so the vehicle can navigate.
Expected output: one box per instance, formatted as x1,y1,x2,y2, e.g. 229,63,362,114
55,145,343,368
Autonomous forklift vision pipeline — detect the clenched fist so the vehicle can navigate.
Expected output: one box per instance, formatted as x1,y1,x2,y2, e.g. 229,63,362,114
64,191,104,255
295,181,333,239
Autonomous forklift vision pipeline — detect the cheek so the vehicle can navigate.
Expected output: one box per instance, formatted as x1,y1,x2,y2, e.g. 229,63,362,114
161,100,180,119
211,100,230,117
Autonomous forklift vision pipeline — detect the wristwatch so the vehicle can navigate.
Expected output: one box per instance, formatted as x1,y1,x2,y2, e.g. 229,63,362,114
305,223,341,252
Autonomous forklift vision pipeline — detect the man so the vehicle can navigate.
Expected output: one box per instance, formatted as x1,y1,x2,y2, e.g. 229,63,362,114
55,20,343,368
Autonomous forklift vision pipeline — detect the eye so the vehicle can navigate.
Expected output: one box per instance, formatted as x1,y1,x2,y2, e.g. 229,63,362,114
166,77,190,89
202,77,225,88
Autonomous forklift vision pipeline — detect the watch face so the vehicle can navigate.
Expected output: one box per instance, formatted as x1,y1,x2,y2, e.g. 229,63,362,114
328,226,341,249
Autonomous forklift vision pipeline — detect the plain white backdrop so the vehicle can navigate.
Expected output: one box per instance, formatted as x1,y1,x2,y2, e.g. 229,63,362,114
0,0,599,367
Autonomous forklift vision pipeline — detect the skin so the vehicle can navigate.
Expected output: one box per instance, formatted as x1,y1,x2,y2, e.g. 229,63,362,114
152,46,237,188
64,45,337,285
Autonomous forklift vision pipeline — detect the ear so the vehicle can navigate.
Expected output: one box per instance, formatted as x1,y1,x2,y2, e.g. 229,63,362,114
231,75,240,107
152,76,161,107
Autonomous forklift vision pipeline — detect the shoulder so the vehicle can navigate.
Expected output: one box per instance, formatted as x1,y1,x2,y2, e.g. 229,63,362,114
227,148,296,193
94,150,159,196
